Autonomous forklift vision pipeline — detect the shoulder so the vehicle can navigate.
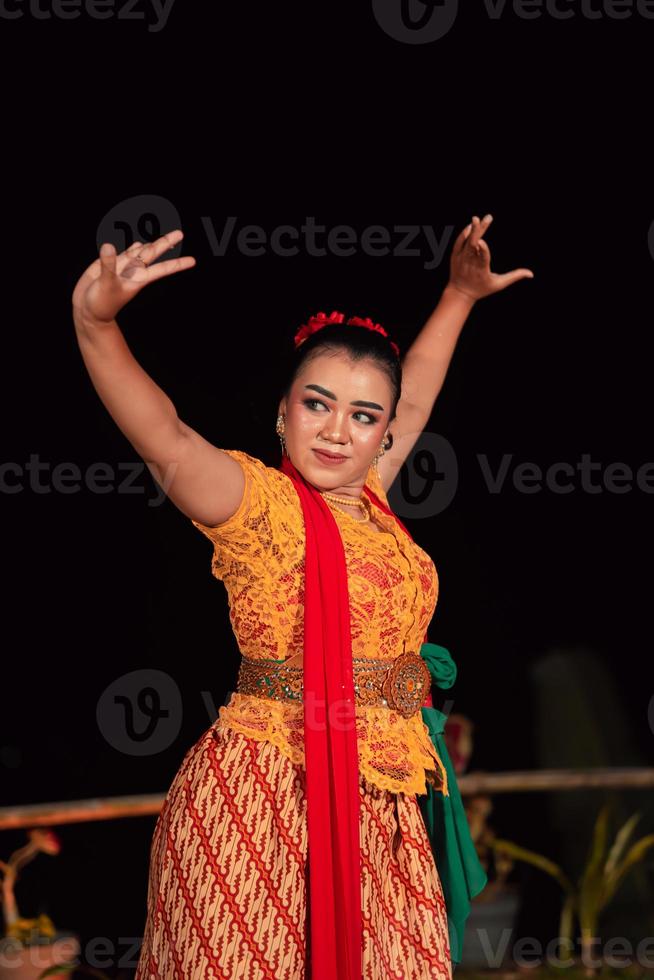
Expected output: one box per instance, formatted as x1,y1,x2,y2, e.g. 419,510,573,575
220,449,289,493
229,449,296,508
190,449,296,545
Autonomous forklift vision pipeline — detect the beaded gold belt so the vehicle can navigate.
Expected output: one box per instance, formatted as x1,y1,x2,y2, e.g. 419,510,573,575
236,651,431,719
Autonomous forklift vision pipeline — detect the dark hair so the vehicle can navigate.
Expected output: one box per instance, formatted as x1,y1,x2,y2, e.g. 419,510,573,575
280,321,402,422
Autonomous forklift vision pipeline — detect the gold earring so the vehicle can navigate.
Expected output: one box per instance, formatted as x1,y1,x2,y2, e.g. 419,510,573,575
373,435,390,470
276,414,286,456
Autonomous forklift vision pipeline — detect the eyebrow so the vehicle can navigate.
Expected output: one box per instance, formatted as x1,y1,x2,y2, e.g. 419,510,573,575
303,383,385,412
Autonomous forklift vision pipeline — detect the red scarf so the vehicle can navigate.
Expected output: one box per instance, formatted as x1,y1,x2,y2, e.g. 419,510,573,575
279,454,432,979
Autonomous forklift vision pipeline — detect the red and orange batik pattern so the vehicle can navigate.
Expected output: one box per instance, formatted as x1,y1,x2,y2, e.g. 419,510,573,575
135,722,452,979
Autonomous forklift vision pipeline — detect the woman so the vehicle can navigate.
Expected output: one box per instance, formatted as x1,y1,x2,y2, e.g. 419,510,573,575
72,216,532,979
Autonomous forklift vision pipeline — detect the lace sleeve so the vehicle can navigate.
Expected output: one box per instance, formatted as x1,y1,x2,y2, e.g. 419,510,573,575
190,449,281,578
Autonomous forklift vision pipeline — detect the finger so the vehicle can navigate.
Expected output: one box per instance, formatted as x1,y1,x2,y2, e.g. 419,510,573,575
136,229,184,266
491,268,535,291
99,242,117,280
476,213,493,247
116,242,143,275
120,240,144,258
468,213,493,250
141,254,197,283
116,241,147,274
122,231,185,280
468,235,490,261
453,222,473,255
467,215,483,249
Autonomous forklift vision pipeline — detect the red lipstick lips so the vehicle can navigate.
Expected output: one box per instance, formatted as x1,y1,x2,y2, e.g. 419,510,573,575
312,448,348,464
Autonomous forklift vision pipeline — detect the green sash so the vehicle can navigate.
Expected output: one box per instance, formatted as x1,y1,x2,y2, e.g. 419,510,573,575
418,642,489,964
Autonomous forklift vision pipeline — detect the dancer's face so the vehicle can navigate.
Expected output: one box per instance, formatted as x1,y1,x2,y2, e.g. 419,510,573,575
278,350,393,494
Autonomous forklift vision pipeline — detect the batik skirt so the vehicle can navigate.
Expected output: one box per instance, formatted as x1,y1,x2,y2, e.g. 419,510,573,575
134,720,452,979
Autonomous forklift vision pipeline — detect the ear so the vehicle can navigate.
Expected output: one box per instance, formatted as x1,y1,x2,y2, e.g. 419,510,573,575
277,398,286,417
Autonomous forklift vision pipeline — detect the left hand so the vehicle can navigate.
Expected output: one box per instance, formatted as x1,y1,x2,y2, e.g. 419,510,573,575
447,215,534,301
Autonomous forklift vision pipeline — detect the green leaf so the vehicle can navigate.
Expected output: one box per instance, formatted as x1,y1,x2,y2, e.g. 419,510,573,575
558,893,577,948
603,811,641,879
578,802,612,933
492,837,575,894
603,833,654,907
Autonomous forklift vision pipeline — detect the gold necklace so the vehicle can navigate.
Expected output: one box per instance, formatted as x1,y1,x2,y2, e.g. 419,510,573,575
320,490,370,523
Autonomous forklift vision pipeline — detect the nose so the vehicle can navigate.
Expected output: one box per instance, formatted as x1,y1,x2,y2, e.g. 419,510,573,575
319,412,349,445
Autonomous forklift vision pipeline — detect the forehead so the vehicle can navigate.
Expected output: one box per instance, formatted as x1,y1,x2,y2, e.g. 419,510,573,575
294,351,391,397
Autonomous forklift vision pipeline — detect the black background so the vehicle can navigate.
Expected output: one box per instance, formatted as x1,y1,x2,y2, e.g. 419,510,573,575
1,0,653,973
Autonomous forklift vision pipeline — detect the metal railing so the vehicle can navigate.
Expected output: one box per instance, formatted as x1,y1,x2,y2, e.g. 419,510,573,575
2,767,654,830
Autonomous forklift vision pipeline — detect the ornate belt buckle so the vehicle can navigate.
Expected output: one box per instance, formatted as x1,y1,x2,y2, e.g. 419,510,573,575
381,652,431,718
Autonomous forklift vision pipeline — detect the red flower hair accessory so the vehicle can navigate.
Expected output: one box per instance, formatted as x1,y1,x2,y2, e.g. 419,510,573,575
293,310,345,348
345,316,400,357
294,310,400,357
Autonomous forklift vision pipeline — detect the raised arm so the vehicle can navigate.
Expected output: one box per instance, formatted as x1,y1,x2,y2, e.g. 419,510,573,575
72,232,245,528
376,214,534,493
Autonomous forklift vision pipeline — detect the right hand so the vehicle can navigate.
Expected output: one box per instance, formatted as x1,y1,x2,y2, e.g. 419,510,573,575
72,229,196,325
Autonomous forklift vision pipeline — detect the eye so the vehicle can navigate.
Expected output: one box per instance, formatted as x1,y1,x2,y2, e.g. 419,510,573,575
302,398,376,425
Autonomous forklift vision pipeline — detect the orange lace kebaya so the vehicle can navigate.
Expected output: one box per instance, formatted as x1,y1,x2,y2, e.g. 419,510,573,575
191,449,448,797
